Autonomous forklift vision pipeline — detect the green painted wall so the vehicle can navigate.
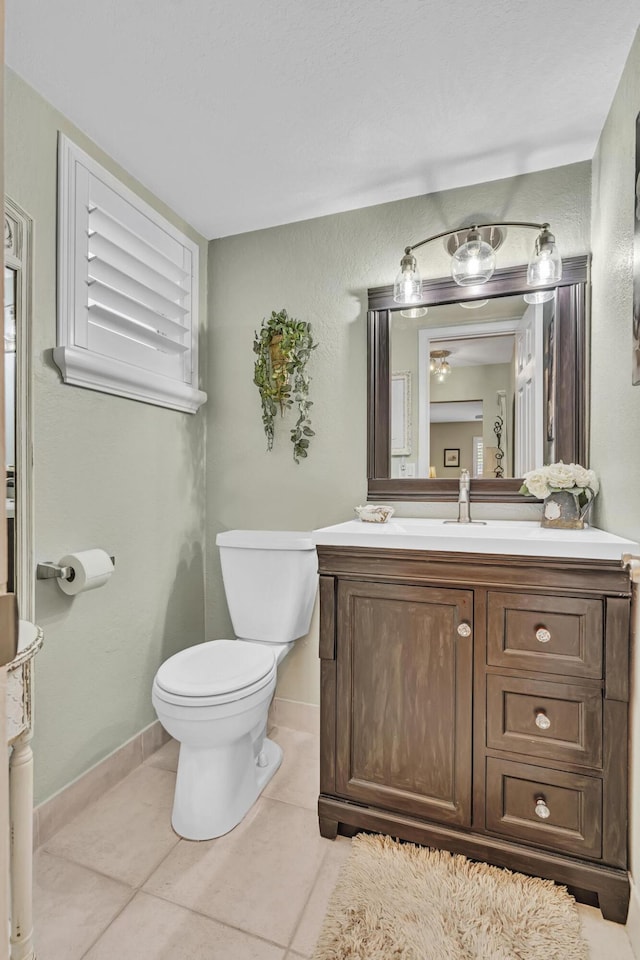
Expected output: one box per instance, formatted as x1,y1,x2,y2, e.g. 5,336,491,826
590,27,640,926
5,69,209,804
206,162,592,707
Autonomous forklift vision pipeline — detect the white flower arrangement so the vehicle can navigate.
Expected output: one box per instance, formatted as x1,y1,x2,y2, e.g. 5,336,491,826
520,461,599,506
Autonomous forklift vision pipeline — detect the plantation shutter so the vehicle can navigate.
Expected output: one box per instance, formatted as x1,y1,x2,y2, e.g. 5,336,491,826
55,135,206,413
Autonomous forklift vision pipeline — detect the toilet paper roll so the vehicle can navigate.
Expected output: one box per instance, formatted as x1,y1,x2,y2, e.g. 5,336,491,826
57,549,114,596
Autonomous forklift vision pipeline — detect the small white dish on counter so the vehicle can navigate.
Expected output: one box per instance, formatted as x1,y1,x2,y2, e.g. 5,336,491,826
354,504,395,523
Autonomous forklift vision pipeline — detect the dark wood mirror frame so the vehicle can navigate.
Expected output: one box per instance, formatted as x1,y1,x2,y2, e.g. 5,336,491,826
367,255,589,502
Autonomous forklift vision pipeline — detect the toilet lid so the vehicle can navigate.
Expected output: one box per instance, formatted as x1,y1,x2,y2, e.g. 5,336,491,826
155,639,276,699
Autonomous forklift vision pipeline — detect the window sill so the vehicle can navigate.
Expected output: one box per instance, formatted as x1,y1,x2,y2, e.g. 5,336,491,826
52,346,207,414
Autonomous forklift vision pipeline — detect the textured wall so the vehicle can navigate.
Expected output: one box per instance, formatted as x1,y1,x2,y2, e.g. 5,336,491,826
591,35,640,542
206,162,592,706
5,70,208,804
590,28,640,906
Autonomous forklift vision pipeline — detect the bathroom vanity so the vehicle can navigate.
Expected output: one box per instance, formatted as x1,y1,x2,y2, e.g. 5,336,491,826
315,520,637,922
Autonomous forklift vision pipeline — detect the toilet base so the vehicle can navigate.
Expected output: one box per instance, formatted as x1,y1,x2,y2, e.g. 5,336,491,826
171,735,283,841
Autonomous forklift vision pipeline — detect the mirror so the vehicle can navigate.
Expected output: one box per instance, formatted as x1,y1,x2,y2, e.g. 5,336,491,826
390,293,559,480
4,198,34,619
367,257,588,502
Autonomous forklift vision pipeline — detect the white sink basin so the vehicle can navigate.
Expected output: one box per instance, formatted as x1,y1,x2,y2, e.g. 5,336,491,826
313,518,639,562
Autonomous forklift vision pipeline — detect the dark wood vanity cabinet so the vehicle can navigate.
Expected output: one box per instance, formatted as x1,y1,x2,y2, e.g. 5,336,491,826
334,580,473,826
317,546,632,922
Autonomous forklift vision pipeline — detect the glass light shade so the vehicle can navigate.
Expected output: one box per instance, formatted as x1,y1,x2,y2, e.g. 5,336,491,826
450,235,496,286
436,361,451,382
400,306,428,319
523,289,555,305
527,229,562,287
430,351,452,381
459,298,489,310
393,252,422,304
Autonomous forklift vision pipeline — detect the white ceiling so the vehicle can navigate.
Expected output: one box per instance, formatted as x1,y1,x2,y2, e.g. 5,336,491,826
431,401,483,423
6,2,639,239
433,334,515,367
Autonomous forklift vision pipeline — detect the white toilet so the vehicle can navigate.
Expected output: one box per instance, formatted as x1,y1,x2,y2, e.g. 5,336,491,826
152,530,317,841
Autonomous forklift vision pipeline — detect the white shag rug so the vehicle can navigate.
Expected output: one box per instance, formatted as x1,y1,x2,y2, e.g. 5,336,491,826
312,834,589,960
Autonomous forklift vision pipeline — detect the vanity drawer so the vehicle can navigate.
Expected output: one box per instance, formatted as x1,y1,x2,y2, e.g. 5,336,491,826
487,592,603,678
487,675,602,767
486,757,602,859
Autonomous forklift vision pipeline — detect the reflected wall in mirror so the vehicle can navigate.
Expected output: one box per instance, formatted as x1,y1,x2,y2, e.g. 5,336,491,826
368,257,588,502
4,198,34,619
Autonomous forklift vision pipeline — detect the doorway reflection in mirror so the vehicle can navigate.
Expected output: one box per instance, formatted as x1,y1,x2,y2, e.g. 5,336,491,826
390,292,556,481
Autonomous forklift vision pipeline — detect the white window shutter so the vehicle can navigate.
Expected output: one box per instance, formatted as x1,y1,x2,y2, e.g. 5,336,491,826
54,134,207,414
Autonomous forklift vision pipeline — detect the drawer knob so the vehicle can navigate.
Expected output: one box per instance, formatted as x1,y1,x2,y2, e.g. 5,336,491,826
535,627,551,644
535,711,551,730
535,797,551,820
457,622,472,638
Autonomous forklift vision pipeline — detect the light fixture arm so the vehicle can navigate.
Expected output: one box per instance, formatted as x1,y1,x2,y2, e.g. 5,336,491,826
404,221,550,255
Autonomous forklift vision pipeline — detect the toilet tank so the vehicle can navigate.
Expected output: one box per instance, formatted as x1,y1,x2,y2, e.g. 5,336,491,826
216,530,318,643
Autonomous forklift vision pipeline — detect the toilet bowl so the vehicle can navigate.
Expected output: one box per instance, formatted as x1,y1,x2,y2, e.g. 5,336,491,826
152,530,317,840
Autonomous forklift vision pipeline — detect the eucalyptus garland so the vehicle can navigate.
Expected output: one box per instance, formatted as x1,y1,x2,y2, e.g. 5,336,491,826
253,309,316,463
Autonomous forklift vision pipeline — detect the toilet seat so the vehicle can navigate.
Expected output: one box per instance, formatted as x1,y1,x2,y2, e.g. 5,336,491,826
154,639,276,706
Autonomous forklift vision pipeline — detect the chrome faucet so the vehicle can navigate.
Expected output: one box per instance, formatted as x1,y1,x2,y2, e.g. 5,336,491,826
457,468,472,523
444,469,486,525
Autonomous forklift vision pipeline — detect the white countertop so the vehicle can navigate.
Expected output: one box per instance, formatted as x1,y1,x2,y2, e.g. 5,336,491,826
313,518,639,562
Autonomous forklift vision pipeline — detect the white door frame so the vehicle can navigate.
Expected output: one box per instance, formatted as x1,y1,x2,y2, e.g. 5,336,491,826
5,197,34,622
5,197,36,960
0,6,12,952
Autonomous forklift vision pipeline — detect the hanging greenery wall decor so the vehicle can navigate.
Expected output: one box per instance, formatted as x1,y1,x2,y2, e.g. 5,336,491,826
253,309,316,463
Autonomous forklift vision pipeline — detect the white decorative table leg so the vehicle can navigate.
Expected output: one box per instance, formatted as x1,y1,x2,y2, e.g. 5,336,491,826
9,728,35,960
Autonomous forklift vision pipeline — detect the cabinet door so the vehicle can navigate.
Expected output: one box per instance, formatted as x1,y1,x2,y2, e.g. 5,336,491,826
336,580,473,826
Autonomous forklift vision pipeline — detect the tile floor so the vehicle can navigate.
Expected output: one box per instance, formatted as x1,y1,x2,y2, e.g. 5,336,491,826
34,725,635,959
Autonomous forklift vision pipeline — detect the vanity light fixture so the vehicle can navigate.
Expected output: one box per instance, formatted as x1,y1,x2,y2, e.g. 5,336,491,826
393,221,562,304
430,349,452,382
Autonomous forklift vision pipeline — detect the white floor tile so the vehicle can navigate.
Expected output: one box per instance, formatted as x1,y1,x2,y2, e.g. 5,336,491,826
578,904,634,959
263,726,320,811
290,837,351,956
44,765,179,886
143,797,328,947
84,892,286,960
33,850,133,960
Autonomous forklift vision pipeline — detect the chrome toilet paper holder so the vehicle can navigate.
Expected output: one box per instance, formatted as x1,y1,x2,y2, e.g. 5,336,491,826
36,556,116,582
